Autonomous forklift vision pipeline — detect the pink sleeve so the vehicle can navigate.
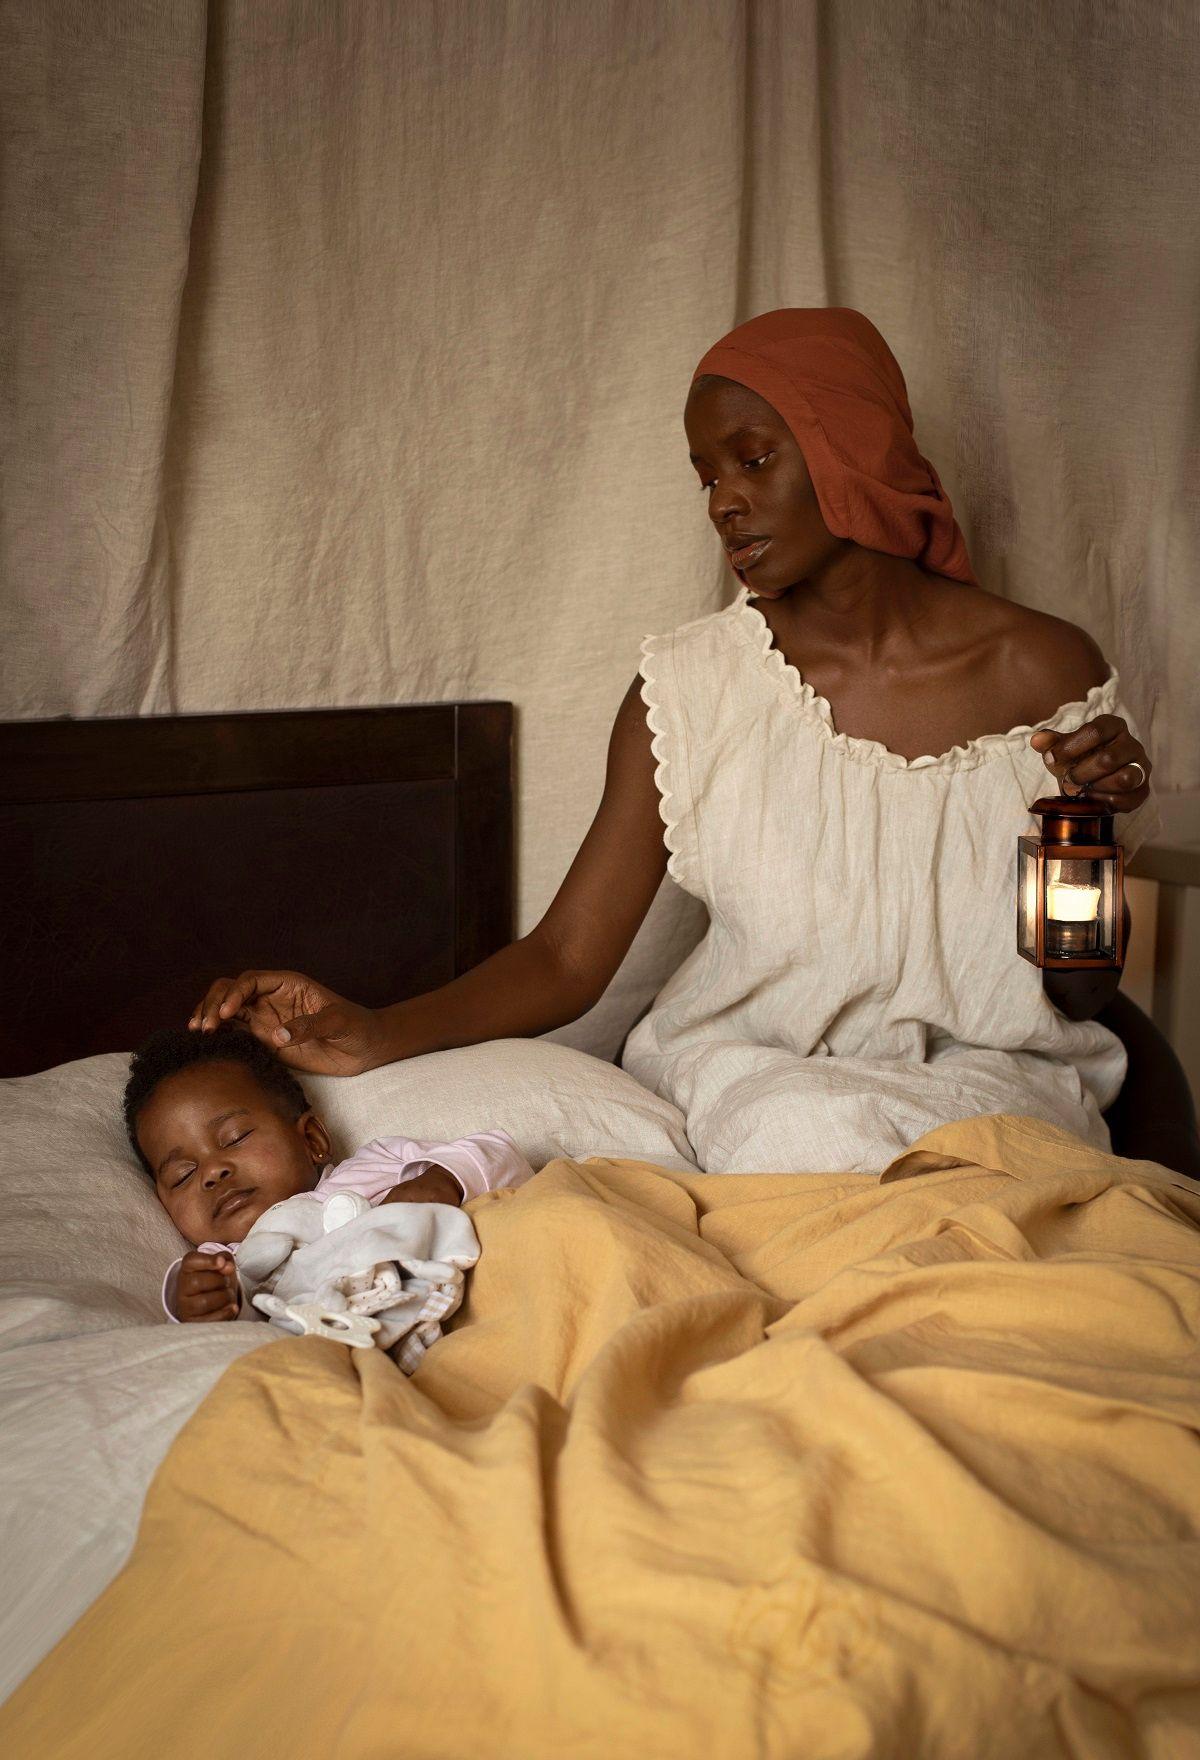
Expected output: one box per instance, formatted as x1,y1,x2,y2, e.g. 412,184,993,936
162,1241,246,1323
315,1130,537,1205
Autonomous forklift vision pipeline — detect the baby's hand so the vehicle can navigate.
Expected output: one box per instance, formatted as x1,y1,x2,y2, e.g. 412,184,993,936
380,1167,463,1208
175,1250,240,1322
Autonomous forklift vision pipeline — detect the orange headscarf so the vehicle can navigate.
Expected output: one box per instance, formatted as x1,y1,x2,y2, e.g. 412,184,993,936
693,307,977,586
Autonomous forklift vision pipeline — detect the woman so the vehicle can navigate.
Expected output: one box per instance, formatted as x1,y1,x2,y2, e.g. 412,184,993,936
192,308,1164,1173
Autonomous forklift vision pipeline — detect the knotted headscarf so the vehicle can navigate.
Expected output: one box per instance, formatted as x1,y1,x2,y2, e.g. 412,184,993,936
693,307,977,585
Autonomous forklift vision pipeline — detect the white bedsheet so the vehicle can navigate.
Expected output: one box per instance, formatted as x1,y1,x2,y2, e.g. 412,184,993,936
0,1040,696,1698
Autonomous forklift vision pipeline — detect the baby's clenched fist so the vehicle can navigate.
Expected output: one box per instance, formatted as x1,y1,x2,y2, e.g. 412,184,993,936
175,1250,240,1322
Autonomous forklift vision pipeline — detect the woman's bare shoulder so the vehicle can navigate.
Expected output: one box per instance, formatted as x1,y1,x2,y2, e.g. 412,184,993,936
959,590,1111,721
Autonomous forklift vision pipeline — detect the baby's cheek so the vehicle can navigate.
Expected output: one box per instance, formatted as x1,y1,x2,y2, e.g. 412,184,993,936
253,1153,319,1204
165,1195,200,1243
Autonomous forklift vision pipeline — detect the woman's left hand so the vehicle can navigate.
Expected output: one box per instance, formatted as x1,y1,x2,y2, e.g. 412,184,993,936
1029,715,1151,811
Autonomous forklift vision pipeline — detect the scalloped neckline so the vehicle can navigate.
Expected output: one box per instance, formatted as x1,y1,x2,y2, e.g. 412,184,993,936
732,588,1118,772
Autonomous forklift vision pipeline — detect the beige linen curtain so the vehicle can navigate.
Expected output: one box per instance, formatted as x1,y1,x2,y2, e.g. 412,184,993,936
4,1,1197,1056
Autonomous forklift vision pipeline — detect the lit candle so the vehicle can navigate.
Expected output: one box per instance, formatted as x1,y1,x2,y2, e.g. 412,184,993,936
1046,882,1101,923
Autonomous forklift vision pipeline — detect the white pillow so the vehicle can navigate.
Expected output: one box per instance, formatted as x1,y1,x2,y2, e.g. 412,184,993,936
307,1039,697,1173
0,1053,185,1347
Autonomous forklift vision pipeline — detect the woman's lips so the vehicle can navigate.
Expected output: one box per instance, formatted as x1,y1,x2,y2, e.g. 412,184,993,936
730,538,771,569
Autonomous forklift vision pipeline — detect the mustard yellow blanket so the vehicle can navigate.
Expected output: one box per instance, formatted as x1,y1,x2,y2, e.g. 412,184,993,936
4,1115,1200,1759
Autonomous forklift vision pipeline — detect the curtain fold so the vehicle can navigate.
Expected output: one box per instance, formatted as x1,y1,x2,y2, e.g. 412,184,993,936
2,1,209,716
3,0,1197,1054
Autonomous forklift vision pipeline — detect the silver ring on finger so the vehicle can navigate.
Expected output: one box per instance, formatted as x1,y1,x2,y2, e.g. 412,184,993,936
1126,759,1147,790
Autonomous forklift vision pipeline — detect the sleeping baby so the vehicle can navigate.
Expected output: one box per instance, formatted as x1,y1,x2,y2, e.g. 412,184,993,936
124,1023,534,1362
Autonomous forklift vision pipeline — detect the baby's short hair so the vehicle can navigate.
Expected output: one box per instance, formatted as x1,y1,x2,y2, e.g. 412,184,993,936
124,1023,310,1177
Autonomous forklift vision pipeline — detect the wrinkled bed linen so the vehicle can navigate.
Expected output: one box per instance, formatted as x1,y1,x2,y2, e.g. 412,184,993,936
3,1114,1198,1758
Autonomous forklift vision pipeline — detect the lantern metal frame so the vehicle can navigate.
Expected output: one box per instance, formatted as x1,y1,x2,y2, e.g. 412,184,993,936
1017,796,1125,971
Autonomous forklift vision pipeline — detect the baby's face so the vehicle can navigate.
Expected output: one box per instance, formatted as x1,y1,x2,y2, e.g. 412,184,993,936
137,1061,330,1246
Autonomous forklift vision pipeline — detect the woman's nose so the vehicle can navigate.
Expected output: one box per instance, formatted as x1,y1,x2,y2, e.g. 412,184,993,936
708,478,751,525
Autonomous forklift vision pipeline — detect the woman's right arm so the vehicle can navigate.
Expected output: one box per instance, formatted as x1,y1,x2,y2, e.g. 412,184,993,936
190,679,669,1074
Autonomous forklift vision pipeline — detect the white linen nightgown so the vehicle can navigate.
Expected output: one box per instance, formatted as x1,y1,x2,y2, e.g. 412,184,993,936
621,587,1160,1174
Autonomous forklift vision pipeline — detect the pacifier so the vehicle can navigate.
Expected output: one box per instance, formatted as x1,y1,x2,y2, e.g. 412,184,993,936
252,1292,380,1349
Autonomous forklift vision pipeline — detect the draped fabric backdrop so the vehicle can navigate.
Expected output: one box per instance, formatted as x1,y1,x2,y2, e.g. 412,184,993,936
4,1,1198,1057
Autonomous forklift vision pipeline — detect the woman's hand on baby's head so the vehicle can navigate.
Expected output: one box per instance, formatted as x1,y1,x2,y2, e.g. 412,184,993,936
187,969,384,1077
175,1250,240,1323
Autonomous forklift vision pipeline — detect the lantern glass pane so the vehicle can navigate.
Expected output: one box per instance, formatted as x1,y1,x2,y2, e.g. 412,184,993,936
1044,856,1109,959
1017,846,1038,957
1096,856,1118,959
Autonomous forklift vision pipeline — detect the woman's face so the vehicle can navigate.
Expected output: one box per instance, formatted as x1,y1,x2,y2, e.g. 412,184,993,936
684,375,838,597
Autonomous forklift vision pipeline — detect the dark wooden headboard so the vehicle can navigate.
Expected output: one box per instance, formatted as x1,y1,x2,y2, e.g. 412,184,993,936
0,703,512,1076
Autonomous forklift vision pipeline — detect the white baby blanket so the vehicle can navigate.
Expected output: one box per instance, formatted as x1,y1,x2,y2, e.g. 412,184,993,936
234,1194,481,1373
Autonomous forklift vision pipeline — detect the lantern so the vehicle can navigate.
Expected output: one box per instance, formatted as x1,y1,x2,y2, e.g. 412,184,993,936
1017,796,1125,970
